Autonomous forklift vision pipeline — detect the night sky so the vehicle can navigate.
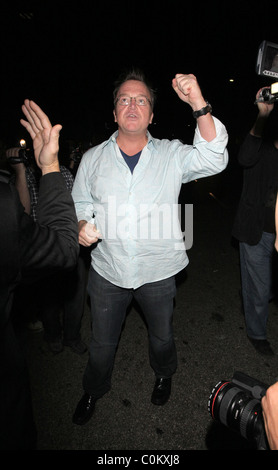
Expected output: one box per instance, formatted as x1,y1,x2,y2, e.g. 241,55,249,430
1,1,278,155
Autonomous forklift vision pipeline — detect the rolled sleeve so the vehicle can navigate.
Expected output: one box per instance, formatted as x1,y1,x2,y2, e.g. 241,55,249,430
179,116,229,182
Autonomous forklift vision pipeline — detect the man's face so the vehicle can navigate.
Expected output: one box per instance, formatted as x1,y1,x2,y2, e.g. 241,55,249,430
113,80,153,136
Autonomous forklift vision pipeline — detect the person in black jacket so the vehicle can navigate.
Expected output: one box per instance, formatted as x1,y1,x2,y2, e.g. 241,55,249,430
232,87,278,356
0,100,79,449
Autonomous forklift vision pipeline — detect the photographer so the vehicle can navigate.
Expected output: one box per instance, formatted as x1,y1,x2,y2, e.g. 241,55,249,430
6,147,31,214
6,144,74,221
232,87,278,356
0,100,79,449
69,145,84,177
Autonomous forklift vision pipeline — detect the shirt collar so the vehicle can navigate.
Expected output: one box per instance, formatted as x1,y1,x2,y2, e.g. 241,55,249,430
102,130,157,150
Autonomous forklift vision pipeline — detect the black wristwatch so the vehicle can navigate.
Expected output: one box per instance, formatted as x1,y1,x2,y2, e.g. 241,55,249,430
192,102,212,119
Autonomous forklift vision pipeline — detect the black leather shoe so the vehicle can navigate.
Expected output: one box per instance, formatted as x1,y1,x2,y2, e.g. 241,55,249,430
72,393,96,425
151,377,171,406
247,336,274,356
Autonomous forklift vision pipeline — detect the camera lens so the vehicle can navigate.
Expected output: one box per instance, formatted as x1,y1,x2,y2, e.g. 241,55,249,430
208,380,264,443
18,148,34,166
261,88,271,99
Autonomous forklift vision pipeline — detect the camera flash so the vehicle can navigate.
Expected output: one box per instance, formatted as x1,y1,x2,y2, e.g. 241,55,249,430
271,82,278,94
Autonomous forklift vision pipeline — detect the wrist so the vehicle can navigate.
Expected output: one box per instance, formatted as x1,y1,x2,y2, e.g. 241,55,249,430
13,163,26,174
78,220,87,232
258,110,271,118
41,162,60,175
192,101,212,119
191,99,207,112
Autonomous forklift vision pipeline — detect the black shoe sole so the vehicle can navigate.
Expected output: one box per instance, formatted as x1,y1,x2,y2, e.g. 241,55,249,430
72,395,96,425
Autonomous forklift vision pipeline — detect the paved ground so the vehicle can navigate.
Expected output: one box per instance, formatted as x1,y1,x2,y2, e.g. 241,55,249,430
18,173,278,454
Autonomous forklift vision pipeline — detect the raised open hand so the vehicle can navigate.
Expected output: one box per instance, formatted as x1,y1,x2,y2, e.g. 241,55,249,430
20,99,62,173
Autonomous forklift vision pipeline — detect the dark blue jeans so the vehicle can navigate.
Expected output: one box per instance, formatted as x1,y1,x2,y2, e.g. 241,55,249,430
83,267,177,398
239,232,275,340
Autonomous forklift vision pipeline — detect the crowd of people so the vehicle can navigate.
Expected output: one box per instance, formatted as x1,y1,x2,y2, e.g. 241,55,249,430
1,69,278,450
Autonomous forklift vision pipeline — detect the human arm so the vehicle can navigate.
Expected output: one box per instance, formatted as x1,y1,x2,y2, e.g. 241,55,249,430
22,172,79,274
6,148,31,214
250,88,274,137
0,100,79,302
262,382,278,450
237,88,274,167
18,100,79,273
172,74,216,142
0,174,79,288
71,153,102,247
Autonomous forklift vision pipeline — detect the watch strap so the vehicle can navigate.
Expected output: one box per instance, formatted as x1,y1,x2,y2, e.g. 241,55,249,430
192,102,212,119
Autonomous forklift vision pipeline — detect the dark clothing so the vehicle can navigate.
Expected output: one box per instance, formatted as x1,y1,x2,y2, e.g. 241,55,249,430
232,133,278,245
25,165,74,220
83,267,177,398
0,172,79,292
232,132,278,341
119,149,141,173
20,166,83,345
239,233,275,339
41,255,87,343
0,172,79,450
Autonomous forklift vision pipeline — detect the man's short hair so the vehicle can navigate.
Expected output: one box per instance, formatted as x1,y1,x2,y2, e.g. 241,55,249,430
113,68,156,110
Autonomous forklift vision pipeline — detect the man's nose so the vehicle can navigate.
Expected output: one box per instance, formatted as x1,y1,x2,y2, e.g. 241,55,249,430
128,97,137,107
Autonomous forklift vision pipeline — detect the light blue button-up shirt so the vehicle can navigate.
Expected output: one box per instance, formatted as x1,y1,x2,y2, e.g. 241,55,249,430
72,116,228,288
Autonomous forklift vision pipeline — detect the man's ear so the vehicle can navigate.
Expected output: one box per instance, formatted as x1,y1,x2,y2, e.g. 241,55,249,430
113,110,117,123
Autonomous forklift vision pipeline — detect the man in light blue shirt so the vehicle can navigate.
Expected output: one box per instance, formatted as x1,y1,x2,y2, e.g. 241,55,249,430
71,69,228,425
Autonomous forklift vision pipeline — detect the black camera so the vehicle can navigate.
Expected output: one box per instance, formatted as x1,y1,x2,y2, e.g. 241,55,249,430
7,140,34,166
208,371,269,450
256,83,278,104
256,40,278,80
70,147,83,164
17,147,34,166
255,41,278,104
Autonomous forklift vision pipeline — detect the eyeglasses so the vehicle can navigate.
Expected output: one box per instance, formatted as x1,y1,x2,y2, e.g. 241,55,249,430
116,95,151,106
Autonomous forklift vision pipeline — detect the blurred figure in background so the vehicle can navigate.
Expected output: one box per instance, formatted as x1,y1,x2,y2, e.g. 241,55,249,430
232,87,278,356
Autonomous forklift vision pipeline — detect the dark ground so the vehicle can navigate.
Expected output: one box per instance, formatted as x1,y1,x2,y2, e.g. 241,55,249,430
17,174,278,455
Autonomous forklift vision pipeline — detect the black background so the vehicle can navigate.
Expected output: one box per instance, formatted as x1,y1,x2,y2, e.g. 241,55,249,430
1,1,278,153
